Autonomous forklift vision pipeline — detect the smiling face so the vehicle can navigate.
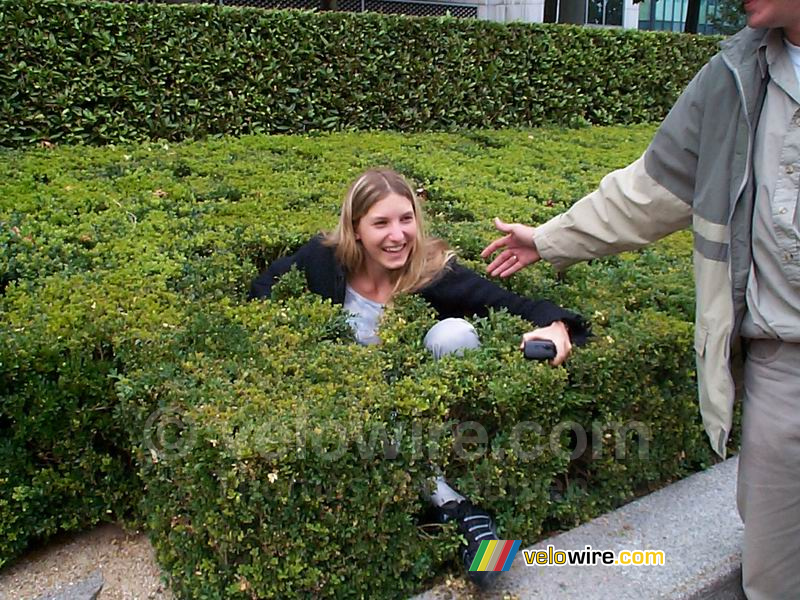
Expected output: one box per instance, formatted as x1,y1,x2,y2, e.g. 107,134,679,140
743,0,800,43
354,192,418,276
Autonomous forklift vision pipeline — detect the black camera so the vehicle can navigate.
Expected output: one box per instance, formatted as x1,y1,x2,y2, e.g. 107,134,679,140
523,340,557,361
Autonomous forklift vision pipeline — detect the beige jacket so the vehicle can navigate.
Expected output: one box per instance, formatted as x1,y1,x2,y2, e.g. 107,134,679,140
535,27,772,457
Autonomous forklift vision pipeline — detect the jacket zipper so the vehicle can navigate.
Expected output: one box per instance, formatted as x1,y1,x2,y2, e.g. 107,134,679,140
721,53,754,230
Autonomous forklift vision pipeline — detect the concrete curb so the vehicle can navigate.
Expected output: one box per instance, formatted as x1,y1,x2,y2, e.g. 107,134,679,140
415,457,744,599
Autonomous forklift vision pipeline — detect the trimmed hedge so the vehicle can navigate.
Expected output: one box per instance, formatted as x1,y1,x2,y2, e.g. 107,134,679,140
1,127,718,596
0,0,721,147
114,292,570,598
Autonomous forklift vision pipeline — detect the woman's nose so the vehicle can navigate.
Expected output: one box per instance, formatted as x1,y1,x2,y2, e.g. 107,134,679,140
388,223,404,240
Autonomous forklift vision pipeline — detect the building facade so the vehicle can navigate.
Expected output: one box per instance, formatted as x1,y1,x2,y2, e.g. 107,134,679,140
214,0,725,33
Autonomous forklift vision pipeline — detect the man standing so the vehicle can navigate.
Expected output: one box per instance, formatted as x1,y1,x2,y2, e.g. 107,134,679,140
481,3,800,598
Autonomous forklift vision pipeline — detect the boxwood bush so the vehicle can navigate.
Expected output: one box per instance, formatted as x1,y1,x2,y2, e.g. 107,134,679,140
0,126,718,596
0,0,721,147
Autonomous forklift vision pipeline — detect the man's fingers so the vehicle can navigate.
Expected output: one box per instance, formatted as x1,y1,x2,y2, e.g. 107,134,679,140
486,257,502,275
480,235,509,259
481,240,503,259
481,218,514,258
498,256,520,276
487,249,521,276
497,261,525,278
486,249,511,274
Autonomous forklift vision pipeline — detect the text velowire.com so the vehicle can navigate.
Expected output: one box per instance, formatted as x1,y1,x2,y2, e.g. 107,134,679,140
523,545,665,567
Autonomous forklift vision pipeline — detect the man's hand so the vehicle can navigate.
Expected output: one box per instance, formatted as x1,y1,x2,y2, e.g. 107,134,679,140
481,217,541,278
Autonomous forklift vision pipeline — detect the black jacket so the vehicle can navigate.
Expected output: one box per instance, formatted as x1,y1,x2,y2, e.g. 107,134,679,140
249,236,589,344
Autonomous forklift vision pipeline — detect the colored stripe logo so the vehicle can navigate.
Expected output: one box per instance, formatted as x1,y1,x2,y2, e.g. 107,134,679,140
469,540,521,572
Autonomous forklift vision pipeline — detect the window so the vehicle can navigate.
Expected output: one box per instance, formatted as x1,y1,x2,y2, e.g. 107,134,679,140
587,0,622,26
545,0,623,26
638,0,724,34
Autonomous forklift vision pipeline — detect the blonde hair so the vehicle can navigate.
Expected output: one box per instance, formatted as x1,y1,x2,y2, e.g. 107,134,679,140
323,168,454,295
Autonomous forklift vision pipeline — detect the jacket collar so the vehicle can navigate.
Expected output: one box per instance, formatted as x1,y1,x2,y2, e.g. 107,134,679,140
720,26,770,78
719,27,772,121
761,28,784,67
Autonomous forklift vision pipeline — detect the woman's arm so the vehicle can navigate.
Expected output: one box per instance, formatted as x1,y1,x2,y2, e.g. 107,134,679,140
248,236,345,302
248,253,297,300
420,260,590,347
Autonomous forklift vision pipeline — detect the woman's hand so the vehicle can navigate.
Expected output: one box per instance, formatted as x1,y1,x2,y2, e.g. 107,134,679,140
481,217,541,278
520,321,572,366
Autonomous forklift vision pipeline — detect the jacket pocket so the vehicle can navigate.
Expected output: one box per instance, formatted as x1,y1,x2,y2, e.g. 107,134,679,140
746,339,783,364
694,325,708,357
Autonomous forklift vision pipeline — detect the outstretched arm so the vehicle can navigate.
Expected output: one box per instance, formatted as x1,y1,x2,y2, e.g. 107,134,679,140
482,59,713,274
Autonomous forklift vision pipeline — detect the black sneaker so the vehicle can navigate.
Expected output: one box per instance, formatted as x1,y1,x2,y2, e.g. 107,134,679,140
436,500,501,588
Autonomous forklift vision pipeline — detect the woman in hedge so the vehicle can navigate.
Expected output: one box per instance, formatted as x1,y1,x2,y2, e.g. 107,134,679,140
249,168,589,586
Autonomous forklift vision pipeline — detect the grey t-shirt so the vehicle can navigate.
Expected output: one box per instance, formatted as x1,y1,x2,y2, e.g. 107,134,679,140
343,284,384,346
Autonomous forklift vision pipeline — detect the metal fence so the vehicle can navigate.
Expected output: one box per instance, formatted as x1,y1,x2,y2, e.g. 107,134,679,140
335,0,477,19
115,0,478,19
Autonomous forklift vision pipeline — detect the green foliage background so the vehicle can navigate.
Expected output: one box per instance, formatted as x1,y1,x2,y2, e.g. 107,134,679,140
1,127,718,597
0,0,722,147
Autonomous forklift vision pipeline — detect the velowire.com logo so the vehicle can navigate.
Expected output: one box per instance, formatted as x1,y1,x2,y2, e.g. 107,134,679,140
468,540,521,572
